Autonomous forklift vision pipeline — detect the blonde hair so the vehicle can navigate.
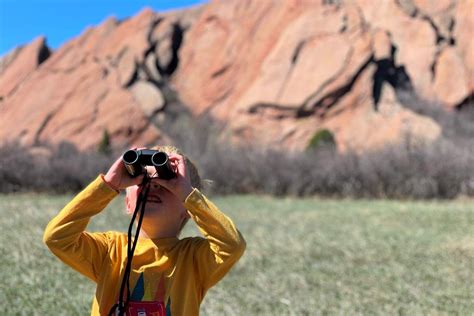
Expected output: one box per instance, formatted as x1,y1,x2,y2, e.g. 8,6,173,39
150,145,202,190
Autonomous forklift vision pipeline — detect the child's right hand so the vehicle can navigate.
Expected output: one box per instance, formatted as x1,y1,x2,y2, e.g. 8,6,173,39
103,148,145,191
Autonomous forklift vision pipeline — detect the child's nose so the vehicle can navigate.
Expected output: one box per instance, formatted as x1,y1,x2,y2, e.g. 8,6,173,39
146,166,157,177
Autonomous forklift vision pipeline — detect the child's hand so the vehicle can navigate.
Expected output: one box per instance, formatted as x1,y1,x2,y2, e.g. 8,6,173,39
103,148,146,191
151,153,194,202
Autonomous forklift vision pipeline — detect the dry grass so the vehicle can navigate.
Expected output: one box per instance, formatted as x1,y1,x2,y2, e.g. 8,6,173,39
1,193,473,315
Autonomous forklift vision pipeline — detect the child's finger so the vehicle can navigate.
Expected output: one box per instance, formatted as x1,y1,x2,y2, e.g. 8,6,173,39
128,146,146,150
168,154,186,177
135,174,145,186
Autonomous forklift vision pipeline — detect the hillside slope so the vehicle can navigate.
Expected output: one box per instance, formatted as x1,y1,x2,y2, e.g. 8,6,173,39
0,0,472,151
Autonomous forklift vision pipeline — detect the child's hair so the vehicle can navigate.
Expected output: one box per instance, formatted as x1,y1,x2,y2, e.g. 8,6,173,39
125,145,201,233
150,145,202,190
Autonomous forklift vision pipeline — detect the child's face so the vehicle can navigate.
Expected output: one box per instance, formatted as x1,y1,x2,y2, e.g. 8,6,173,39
125,167,189,238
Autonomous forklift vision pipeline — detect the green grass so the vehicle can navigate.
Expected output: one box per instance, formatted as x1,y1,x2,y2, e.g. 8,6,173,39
1,193,473,315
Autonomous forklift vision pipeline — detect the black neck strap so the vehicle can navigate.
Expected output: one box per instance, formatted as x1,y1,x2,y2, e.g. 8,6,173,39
109,176,151,316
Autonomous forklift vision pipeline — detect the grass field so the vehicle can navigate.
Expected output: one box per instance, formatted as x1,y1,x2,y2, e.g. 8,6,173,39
1,193,473,315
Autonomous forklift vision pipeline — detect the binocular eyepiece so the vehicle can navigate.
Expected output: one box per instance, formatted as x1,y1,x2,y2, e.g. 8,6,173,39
122,149,176,179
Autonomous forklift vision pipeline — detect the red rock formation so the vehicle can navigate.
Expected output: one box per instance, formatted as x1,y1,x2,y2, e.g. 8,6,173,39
454,0,474,94
0,7,202,150
0,0,471,152
0,36,50,97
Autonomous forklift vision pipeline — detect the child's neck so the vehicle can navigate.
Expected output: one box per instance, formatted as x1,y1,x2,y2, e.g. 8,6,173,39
138,226,178,240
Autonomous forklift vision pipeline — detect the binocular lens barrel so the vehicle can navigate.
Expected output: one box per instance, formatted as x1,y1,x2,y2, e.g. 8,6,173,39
151,152,168,166
151,152,175,180
122,149,176,179
122,150,144,177
123,150,139,164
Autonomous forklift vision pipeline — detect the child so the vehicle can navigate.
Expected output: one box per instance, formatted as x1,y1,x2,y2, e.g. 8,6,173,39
43,145,246,315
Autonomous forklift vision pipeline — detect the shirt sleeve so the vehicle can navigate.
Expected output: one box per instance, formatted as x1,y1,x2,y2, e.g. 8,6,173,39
184,188,246,291
43,175,119,283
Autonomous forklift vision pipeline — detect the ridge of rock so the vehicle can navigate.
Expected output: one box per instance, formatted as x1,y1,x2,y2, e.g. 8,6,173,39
0,0,472,152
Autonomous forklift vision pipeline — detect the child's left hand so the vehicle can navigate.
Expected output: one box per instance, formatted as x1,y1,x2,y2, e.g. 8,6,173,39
150,154,194,202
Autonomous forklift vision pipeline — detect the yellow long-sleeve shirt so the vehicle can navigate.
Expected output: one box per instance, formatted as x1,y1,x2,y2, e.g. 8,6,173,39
43,175,246,315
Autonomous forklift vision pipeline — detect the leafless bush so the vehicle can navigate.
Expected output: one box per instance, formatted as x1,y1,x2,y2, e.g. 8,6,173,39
168,112,474,199
1,103,473,199
348,138,474,199
0,141,114,193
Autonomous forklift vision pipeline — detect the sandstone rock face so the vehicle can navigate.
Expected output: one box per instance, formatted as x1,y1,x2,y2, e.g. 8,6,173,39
373,30,392,61
0,36,50,97
434,47,469,107
0,6,203,150
173,0,471,150
0,0,472,152
131,81,166,117
325,70,442,152
454,0,474,93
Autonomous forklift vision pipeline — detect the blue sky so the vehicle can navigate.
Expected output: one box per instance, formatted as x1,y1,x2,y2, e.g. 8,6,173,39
0,0,207,56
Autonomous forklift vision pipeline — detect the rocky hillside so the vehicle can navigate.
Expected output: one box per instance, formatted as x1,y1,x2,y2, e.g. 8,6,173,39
0,0,472,152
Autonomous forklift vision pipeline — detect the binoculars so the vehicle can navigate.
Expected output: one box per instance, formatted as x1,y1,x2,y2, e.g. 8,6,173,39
122,149,176,179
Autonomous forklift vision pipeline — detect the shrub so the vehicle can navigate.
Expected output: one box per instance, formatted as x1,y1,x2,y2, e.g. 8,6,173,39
0,141,114,194
98,129,111,156
306,129,336,151
1,136,473,199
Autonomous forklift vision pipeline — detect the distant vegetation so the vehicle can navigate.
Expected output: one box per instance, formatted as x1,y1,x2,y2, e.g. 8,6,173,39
306,129,336,151
98,129,112,156
0,141,112,194
0,95,473,199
